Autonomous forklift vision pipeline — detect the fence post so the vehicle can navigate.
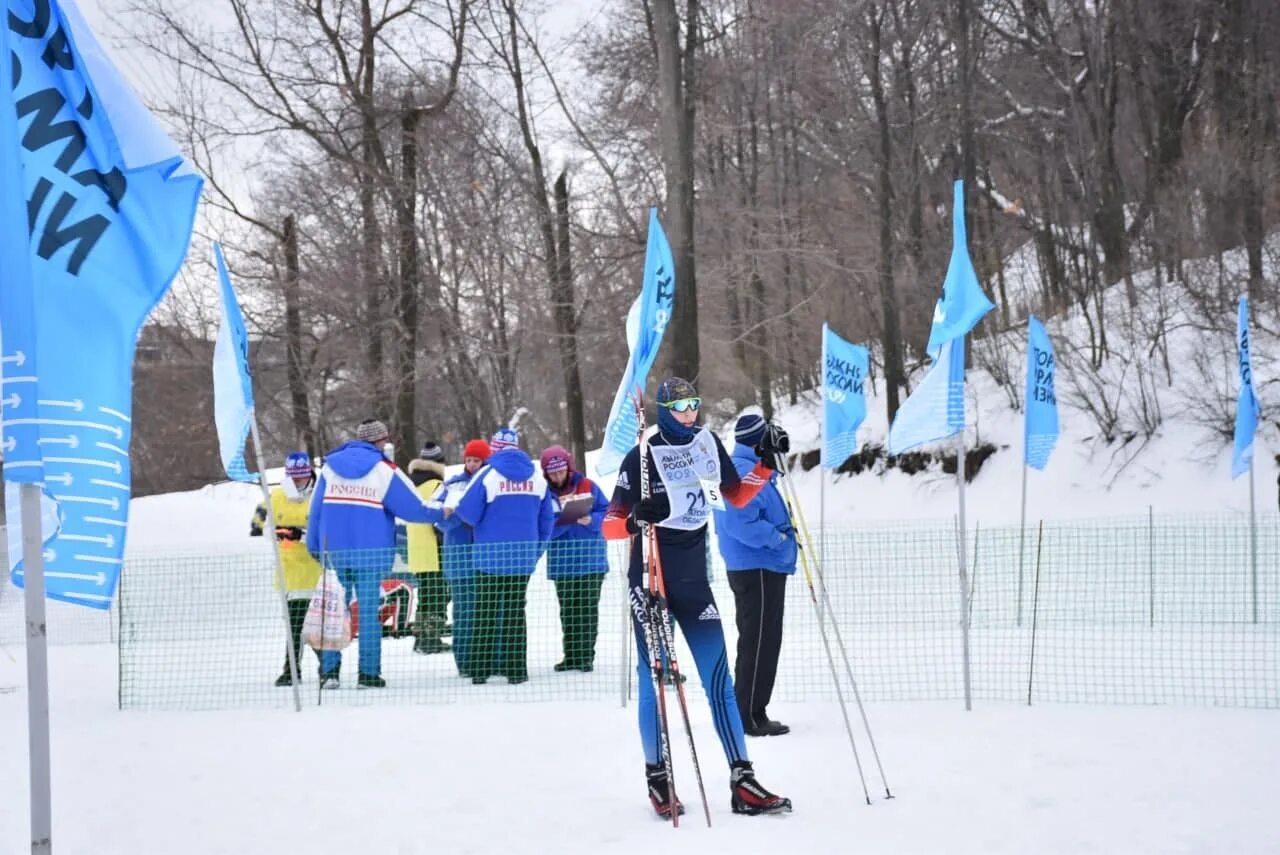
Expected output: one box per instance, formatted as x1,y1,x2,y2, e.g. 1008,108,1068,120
1148,506,1154,628
1026,520,1045,706
1249,465,1258,624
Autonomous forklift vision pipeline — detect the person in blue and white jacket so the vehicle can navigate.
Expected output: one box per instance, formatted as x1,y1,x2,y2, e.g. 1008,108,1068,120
451,428,555,684
713,413,798,737
434,437,491,676
307,419,445,689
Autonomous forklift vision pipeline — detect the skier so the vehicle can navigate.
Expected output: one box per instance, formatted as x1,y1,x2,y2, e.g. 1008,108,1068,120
602,377,793,818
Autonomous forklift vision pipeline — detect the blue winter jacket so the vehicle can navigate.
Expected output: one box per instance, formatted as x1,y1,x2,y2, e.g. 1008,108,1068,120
546,471,609,580
454,448,555,576
306,441,442,560
435,470,477,576
713,443,798,575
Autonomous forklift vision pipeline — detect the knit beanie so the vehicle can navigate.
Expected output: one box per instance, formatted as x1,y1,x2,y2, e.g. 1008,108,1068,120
490,427,519,451
463,439,492,461
284,451,312,479
419,442,445,463
734,413,767,448
355,419,389,445
540,445,572,476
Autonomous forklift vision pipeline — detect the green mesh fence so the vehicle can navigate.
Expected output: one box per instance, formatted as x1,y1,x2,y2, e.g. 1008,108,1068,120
9,513,1277,711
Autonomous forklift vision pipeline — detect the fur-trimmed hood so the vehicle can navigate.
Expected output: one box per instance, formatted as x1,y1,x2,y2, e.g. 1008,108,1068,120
408,458,447,487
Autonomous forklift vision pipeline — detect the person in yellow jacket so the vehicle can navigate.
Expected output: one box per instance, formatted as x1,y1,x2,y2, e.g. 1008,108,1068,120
251,451,323,686
406,442,450,654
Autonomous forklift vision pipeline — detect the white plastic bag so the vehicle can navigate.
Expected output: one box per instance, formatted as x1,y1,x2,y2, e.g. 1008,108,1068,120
302,567,352,651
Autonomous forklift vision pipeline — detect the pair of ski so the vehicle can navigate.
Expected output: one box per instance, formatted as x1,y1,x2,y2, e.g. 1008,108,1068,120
633,392,711,828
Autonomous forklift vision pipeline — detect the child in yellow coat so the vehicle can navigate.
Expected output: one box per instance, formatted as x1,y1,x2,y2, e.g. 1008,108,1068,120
251,452,323,685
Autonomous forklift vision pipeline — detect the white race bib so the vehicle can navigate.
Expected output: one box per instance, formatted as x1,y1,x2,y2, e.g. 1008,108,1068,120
648,428,724,530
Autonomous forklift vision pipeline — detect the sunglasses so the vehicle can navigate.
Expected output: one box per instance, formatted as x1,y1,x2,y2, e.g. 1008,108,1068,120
660,397,701,413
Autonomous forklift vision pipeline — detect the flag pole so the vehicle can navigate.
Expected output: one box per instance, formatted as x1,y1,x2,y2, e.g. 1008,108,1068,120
1016,462,1028,627
1249,459,1257,624
21,484,53,854
955,431,973,712
819,338,827,610
248,415,303,712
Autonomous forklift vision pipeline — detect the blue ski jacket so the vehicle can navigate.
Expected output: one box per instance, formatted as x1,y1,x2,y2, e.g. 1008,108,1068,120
546,470,610,579
306,441,442,558
713,443,797,575
454,448,555,576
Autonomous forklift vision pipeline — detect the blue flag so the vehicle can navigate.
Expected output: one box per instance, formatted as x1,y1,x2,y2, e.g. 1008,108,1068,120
1232,295,1260,480
1,1,203,609
888,337,966,455
596,208,676,475
213,242,257,482
822,323,869,469
889,181,991,455
1024,315,1059,471
926,181,995,356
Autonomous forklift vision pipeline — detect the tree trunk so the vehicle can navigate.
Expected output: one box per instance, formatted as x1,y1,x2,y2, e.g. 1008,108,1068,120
651,0,699,382
359,0,386,421
868,3,904,422
281,214,316,457
394,104,422,463
501,1,588,463
553,172,588,464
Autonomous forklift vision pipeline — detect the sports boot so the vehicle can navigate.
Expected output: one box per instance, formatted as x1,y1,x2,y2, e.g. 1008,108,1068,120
730,760,792,815
646,763,686,820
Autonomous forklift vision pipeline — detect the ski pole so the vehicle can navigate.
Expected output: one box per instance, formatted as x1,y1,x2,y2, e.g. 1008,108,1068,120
776,455,892,800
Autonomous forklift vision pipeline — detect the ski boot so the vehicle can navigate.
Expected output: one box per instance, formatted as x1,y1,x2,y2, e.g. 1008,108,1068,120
646,763,686,820
730,761,792,815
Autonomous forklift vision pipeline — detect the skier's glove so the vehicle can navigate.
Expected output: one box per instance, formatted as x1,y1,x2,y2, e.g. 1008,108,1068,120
764,424,790,454
755,424,790,471
634,494,670,525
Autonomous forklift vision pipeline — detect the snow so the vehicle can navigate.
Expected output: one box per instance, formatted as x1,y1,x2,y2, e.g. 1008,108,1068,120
3,235,1279,851
2,645,1277,854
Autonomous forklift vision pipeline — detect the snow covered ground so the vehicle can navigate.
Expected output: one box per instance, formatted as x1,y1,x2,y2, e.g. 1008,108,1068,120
2,644,1278,854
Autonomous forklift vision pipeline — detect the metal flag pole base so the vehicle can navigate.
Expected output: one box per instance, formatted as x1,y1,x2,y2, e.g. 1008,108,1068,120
21,483,54,853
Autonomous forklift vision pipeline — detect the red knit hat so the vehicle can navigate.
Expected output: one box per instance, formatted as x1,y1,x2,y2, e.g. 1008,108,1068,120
463,439,491,461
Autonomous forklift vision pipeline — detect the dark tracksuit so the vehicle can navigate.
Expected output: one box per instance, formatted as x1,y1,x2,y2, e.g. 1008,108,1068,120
714,443,798,729
603,430,773,767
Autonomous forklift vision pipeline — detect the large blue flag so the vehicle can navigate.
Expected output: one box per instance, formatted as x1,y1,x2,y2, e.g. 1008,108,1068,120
822,323,869,469
1024,315,1059,470
1,0,203,609
213,242,257,481
926,181,996,356
596,208,676,475
1232,295,1260,480
889,181,992,454
888,337,966,455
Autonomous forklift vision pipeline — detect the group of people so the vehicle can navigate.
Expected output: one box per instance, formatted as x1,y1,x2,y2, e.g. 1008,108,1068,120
250,376,798,818
250,422,612,690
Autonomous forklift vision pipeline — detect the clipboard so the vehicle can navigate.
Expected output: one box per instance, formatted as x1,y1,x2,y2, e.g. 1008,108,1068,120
555,494,594,525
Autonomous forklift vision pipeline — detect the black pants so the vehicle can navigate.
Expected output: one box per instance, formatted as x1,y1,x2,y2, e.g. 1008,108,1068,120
414,573,450,639
467,572,531,680
553,573,606,668
281,597,321,675
727,570,788,727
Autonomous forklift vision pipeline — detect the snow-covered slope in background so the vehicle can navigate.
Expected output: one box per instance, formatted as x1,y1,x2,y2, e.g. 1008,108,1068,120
761,235,1280,526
